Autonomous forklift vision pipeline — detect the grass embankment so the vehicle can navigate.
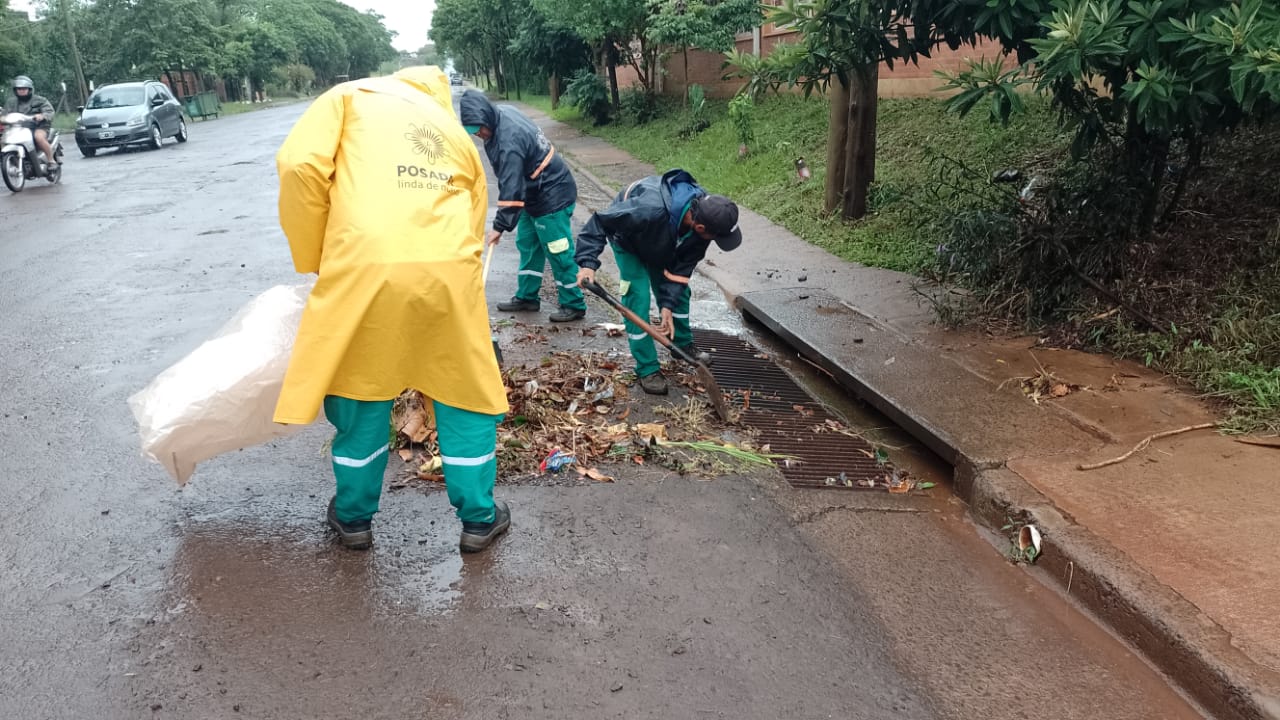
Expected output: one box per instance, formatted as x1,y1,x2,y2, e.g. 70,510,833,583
524,92,1064,272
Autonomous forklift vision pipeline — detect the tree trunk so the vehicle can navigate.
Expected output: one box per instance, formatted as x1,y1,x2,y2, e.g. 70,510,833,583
861,64,878,186
1159,135,1203,226
1136,138,1169,242
824,80,850,215
492,48,506,95
841,64,878,221
606,38,621,109
550,73,560,109
59,0,88,104
683,45,690,105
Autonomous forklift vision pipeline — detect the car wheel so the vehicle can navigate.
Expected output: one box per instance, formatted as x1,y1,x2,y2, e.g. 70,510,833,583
80,146,96,158
176,118,188,143
149,124,163,150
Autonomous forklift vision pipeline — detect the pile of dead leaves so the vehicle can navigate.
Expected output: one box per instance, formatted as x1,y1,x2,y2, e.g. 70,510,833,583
388,351,780,488
999,353,1083,405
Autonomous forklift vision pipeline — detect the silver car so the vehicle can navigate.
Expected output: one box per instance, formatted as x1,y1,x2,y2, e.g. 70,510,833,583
75,81,189,157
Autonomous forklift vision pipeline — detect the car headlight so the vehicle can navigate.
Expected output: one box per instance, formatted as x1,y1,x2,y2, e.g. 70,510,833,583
127,116,146,128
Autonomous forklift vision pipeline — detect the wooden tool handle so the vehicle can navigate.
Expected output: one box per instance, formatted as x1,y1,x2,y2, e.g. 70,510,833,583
584,281,699,364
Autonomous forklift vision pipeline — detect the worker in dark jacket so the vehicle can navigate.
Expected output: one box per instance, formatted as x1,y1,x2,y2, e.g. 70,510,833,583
575,169,742,395
459,90,587,322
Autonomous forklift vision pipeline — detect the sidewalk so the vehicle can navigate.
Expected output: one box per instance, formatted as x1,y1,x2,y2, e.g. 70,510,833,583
513,99,1280,720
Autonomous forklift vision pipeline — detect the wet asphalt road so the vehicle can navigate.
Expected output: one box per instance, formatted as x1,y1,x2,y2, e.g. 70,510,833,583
0,91,1205,719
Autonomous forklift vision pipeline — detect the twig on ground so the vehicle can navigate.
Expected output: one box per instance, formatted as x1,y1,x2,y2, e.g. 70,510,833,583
1078,423,1218,471
796,353,837,380
1235,436,1280,449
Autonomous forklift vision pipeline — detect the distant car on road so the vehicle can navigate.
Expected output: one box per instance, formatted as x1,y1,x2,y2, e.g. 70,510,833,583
75,81,188,157
450,74,463,86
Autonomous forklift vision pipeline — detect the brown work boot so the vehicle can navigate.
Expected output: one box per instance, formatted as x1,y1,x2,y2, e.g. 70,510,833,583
638,371,668,395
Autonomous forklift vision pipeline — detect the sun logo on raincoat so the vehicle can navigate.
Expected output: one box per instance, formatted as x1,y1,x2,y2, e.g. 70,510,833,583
405,123,447,164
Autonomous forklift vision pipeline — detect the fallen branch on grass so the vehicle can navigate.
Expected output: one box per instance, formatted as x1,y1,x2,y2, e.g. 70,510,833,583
1077,423,1218,471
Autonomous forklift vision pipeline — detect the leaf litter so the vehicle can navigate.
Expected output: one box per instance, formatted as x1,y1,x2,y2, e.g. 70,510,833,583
387,351,782,487
998,351,1084,405
388,351,927,493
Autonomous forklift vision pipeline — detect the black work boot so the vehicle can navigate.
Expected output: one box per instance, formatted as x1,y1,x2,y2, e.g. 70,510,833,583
497,296,540,312
327,497,373,550
638,371,669,395
670,345,713,366
549,307,586,323
460,500,511,553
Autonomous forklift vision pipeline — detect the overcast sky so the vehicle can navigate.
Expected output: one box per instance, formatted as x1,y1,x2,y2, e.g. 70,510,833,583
8,0,435,52
347,0,435,51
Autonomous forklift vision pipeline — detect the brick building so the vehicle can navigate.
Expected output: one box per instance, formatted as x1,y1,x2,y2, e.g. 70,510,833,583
159,70,228,102
616,15,1008,99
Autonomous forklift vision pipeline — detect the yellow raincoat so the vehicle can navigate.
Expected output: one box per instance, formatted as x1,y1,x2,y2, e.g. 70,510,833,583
273,66,508,424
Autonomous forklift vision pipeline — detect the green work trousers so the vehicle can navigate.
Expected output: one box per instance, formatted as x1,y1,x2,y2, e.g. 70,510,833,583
324,395,503,525
612,243,692,378
514,205,586,311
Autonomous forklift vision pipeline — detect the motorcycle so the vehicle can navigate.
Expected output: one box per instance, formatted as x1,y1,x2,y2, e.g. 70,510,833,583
1,112,64,193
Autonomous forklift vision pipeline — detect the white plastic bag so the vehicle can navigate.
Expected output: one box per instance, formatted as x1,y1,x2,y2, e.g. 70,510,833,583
128,280,316,484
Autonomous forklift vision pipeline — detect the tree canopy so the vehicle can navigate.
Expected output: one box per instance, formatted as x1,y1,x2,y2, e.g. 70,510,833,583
7,0,396,105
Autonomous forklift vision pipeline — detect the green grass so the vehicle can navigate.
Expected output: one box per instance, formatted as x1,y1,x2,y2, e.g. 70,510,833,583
547,92,1066,272
1104,272,1280,434
503,93,582,123
216,97,305,117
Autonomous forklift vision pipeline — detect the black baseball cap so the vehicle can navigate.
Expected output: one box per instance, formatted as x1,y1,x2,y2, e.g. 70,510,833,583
694,194,742,251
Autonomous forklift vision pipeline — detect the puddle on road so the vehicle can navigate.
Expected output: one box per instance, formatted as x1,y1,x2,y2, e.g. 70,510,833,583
167,511,467,621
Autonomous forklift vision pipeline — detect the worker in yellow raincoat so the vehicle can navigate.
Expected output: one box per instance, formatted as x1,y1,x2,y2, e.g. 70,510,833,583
273,66,511,553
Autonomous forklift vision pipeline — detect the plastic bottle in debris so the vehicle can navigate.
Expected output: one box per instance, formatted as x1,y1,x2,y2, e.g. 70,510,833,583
795,157,811,181
539,448,576,473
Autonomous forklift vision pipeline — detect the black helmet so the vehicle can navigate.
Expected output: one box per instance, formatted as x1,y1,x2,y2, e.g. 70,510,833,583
13,75,33,95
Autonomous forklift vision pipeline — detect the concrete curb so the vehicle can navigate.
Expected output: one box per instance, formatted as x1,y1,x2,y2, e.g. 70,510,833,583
558,148,624,205
557,135,1280,720
967,467,1279,720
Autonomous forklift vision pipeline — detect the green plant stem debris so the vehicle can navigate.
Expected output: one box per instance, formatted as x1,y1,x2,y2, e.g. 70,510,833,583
656,440,792,467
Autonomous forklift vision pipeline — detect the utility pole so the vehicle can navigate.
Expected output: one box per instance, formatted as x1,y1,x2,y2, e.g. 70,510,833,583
58,0,89,104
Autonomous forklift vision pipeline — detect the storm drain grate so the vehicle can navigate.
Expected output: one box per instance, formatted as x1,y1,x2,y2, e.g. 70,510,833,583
693,329,885,490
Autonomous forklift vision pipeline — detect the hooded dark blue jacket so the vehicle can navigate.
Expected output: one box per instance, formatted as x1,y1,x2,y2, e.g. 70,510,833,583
458,90,577,232
574,169,711,311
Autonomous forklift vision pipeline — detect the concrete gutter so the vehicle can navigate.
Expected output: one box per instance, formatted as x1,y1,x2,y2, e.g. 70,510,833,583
734,289,1280,720
562,155,1280,720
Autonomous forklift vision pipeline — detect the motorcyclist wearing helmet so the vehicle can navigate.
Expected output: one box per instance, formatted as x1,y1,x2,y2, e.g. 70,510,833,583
4,75,57,168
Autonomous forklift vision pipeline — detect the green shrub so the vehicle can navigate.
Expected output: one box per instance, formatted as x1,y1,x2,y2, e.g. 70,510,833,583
564,69,611,125
619,85,660,124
